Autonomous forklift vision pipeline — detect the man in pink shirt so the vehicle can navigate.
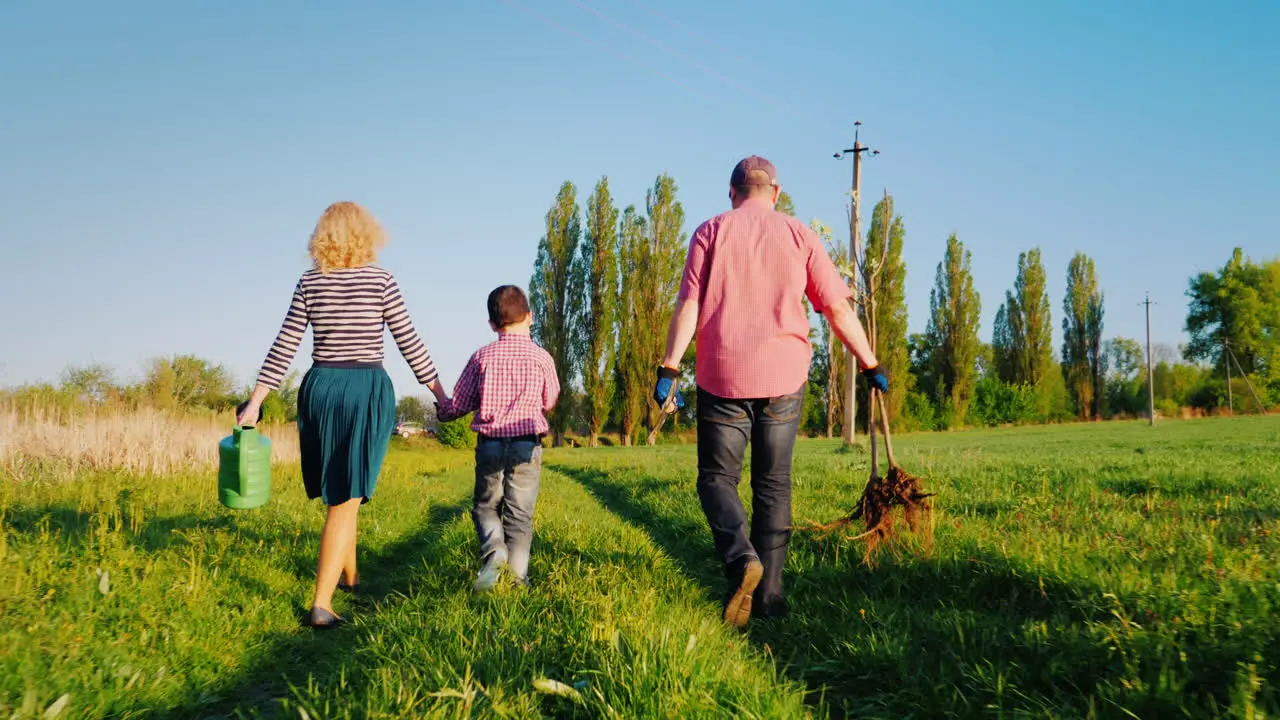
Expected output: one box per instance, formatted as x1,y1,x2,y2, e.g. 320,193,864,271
656,156,887,628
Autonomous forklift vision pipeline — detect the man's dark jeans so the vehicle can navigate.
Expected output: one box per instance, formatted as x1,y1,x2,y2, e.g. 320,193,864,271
696,385,804,609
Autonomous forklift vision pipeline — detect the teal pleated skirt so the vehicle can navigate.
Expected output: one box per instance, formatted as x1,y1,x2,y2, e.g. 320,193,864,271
297,364,396,505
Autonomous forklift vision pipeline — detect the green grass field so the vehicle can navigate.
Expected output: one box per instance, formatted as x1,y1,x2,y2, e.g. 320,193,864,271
4,416,1280,718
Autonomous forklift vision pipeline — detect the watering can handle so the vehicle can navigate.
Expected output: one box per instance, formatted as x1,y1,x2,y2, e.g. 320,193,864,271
233,426,259,496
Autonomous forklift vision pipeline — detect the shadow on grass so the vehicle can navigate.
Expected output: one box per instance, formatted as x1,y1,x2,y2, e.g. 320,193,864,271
1100,475,1269,501
549,462,1279,718
130,499,473,719
5,504,252,552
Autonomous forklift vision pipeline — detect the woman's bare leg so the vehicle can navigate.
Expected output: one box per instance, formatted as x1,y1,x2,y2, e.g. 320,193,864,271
342,511,359,587
312,497,362,614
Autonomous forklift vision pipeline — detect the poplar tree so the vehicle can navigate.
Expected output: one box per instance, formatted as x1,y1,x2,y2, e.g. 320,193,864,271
925,234,982,425
615,206,648,446
992,303,1015,382
530,181,580,446
572,176,620,447
861,194,911,427
638,174,687,433
1062,252,1105,419
1008,248,1054,387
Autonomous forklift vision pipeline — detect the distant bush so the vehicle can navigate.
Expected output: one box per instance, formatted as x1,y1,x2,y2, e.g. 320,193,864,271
1,383,84,417
2,356,281,421
1187,380,1220,410
801,383,826,436
653,428,696,446
1038,369,1075,422
968,377,1039,427
934,398,964,431
899,391,939,432
436,415,477,449
1155,398,1180,418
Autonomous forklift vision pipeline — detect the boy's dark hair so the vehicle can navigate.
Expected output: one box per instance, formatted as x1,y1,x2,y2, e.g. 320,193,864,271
488,285,531,328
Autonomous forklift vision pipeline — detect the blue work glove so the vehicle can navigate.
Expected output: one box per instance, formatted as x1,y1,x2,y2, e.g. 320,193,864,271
653,366,686,410
860,364,889,393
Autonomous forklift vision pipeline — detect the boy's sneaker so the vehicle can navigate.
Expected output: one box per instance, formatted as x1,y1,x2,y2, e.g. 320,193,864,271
723,557,764,629
474,548,507,592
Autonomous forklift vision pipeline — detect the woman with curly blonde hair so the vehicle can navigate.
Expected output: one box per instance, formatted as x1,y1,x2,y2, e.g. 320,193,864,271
239,201,447,628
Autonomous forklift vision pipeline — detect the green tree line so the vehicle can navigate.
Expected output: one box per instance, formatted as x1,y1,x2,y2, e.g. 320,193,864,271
1,355,301,423
5,187,1274,439
524,175,1279,443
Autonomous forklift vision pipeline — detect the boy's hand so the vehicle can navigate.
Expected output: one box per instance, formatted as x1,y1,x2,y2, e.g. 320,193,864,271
653,366,685,410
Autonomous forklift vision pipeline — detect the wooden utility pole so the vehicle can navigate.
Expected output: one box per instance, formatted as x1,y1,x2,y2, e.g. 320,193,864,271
1225,343,1267,413
1142,293,1156,426
833,122,878,446
1225,339,1234,415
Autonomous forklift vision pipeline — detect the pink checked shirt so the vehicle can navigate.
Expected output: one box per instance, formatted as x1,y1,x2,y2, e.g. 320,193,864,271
679,202,853,399
436,332,560,437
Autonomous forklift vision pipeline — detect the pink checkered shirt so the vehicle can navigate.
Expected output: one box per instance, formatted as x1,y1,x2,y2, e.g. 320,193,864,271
679,201,853,399
436,332,560,438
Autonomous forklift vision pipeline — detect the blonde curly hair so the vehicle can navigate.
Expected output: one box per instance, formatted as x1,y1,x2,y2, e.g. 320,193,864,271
308,201,387,273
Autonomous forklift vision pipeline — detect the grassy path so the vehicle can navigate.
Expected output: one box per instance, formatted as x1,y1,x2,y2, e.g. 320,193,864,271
3,447,810,718
4,416,1280,717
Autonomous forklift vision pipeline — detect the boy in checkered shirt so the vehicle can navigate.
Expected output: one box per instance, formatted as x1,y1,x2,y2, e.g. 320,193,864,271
436,285,560,591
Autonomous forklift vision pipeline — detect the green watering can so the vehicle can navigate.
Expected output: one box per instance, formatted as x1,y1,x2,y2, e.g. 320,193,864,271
218,403,272,510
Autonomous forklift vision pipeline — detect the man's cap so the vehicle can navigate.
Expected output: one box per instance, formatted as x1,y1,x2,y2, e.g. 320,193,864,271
730,155,778,188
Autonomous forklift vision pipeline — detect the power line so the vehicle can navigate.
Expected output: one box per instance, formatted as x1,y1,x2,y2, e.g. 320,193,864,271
495,0,700,94
624,0,735,57
565,0,789,113
623,0,853,128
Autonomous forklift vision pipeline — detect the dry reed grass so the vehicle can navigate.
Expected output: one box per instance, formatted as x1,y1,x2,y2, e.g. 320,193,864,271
0,407,300,480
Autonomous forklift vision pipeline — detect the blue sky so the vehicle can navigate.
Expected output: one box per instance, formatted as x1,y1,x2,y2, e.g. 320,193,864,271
2,0,1277,396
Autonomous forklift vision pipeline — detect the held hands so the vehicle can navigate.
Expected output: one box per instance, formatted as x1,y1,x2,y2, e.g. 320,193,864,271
653,366,686,410
427,380,451,419
433,398,453,422
427,379,449,405
860,364,890,393
433,397,454,421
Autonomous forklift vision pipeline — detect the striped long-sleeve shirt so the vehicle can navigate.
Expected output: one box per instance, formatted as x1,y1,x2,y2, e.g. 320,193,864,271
255,265,438,390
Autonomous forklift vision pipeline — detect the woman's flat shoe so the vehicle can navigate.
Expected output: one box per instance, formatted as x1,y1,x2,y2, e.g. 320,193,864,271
337,580,360,594
306,607,346,629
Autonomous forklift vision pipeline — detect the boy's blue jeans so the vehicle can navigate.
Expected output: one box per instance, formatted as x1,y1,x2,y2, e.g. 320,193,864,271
472,435,542,581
